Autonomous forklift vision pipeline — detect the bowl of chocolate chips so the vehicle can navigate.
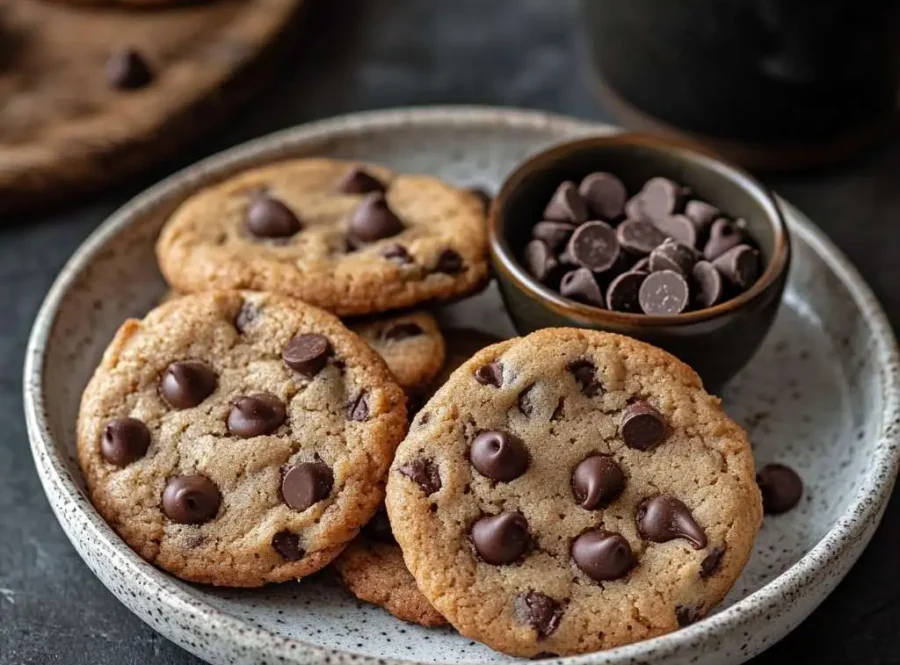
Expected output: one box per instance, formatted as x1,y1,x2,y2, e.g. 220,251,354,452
490,133,790,390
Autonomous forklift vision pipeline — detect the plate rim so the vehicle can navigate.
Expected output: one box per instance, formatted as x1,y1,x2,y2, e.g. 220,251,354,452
23,105,900,665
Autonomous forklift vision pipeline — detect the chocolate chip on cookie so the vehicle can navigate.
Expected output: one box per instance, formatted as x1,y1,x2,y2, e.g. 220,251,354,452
636,495,707,549
471,512,530,564
162,475,221,524
571,530,635,581
246,196,303,238
337,167,386,195
160,360,217,409
399,458,441,495
101,418,151,467
283,334,331,376
470,430,529,481
620,401,668,450
227,393,286,438
571,455,625,509
282,462,334,511
348,193,404,246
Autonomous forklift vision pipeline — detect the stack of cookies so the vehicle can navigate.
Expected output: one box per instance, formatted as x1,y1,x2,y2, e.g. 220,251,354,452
77,158,762,657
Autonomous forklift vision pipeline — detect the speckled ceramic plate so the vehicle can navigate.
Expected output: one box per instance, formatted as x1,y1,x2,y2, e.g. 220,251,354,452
24,107,900,665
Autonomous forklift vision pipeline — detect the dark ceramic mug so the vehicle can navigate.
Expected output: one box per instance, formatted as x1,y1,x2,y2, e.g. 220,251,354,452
490,133,790,393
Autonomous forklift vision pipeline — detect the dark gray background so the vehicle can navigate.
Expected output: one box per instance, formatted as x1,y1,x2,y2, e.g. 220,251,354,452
2,1,898,663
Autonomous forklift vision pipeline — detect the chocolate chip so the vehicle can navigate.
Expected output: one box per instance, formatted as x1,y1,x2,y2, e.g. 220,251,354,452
162,475,221,524
620,401,668,450
513,592,563,639
282,462,333,511
578,172,627,220
106,49,153,89
543,181,588,224
283,334,331,376
566,221,620,273
633,256,650,272
474,361,503,387
399,458,441,495
655,214,698,248
692,260,724,308
227,393,286,438
639,270,690,315
636,495,707,549
337,167,386,195
101,418,151,467
676,605,701,627
533,221,576,252
272,531,304,561
649,239,698,275
703,218,743,260
700,547,725,578
626,177,683,223
756,463,803,514
606,271,646,313
363,505,395,544
470,430,529,481
435,249,464,274
467,187,492,213
567,360,602,397
572,455,625,509
616,219,667,257
347,393,369,421
160,360,217,409
348,193,404,245
246,196,302,238
471,512,530,564
517,384,535,417
234,301,258,334
560,268,605,307
712,244,760,290
524,240,559,283
382,322,423,341
571,530,635,582
684,200,720,233
381,243,412,263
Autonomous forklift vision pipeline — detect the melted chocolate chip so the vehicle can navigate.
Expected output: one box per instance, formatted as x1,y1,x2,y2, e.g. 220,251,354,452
382,322,423,341
471,512,530,564
571,455,625,509
348,193,404,245
246,196,303,238
347,393,369,421
272,531,304,561
227,393,286,438
435,249,464,274
756,464,803,514
162,475,221,524
282,462,334,511
337,167,386,195
283,334,331,376
513,592,563,639
620,401,668,450
571,530,636,582
101,418,151,467
399,458,441,495
470,430,529,481
636,495,707,549
160,360,217,409
700,547,725,578
474,361,503,387
567,360,602,397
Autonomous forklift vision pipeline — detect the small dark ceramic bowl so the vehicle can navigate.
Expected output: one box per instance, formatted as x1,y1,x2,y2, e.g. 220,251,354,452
490,133,791,391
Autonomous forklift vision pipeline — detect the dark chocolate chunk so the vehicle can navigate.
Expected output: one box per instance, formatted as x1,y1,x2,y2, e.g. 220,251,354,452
567,359,602,397
703,218,743,260
160,360,217,409
348,193,404,245
606,271,647,313
572,455,625,509
756,464,803,514
347,393,370,421
337,167,386,195
514,591,563,639
560,268,605,307
227,393,286,438
700,547,725,578
399,458,441,495
281,462,334,511
246,196,302,239
383,322,423,341
272,531,304,561
639,270,690,315
566,221,620,273
162,475,221,524
712,244,760,290
106,49,154,90
692,260,724,309
474,361,504,387
435,249,464,274
283,334,331,376
578,172,627,220
101,418,151,467
636,495,707,549
533,221,576,252
470,430,529,481
471,512,530,564
543,181,589,224
524,240,559,283
649,239,698,276
571,530,636,581
620,401,668,450
655,214,698,248
616,219,667,257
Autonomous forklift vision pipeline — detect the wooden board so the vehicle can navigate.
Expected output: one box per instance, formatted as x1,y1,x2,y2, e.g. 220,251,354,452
0,0,306,214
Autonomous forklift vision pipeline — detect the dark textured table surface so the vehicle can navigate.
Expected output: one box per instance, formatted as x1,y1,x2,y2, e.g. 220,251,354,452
2,2,899,664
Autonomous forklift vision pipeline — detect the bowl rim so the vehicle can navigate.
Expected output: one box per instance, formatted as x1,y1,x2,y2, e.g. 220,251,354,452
22,105,900,665
490,132,791,326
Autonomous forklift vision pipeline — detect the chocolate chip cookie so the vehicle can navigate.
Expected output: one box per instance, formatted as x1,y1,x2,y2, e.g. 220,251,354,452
156,159,490,316
333,328,502,626
386,328,761,657
77,291,407,587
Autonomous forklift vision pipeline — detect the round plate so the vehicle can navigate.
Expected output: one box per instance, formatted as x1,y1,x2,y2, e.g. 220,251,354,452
24,107,900,665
